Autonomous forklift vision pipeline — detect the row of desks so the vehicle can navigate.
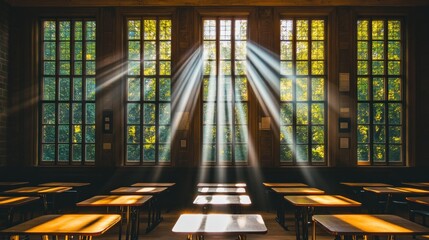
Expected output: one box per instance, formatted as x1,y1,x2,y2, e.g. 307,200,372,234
265,182,429,240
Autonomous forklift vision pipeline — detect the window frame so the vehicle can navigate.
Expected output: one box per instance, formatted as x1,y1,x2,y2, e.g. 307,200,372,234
354,16,407,166
38,17,97,166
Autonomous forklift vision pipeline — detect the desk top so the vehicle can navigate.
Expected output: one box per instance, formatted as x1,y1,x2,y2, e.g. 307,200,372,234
77,195,152,207
0,196,40,207
193,195,251,205
406,196,429,206
5,186,72,194
340,182,392,187
271,187,325,195
172,214,267,234
263,183,308,187
131,182,175,187
197,187,246,194
110,187,167,195
0,214,121,236
363,187,429,194
38,182,90,187
0,182,29,186
197,183,247,187
402,182,429,188
312,214,429,235
284,195,361,207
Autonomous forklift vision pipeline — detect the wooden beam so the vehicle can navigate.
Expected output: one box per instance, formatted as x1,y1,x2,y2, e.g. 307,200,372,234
6,0,429,7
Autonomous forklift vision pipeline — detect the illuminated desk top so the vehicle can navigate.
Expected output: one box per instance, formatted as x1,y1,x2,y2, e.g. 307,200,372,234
193,195,251,205
284,195,361,207
131,182,175,187
340,182,392,187
5,186,72,194
263,182,308,187
172,214,267,234
0,196,40,207
406,196,429,206
38,182,90,187
197,183,247,187
77,195,152,207
312,214,429,236
197,187,246,194
271,187,325,195
363,187,429,194
110,187,167,195
1,214,121,236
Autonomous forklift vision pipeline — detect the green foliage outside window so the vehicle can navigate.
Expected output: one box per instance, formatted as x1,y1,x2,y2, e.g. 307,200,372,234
280,19,327,164
41,19,96,164
126,18,172,164
356,18,404,165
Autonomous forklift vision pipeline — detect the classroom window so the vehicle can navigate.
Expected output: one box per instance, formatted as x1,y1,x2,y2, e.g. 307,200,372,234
279,18,327,165
202,18,249,165
125,17,172,165
356,18,405,165
40,19,96,164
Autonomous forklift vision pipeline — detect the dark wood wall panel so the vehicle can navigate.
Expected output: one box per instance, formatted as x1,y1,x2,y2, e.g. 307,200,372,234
0,0,10,166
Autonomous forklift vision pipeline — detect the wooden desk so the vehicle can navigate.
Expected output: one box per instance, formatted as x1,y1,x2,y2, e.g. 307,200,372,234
0,196,40,226
271,187,325,230
110,187,167,232
312,214,429,240
263,183,308,187
1,214,121,240
172,214,267,239
364,187,429,213
284,195,361,240
402,182,429,188
77,195,152,240
38,182,90,187
4,186,72,213
193,195,251,213
340,182,393,187
197,183,247,187
407,196,429,206
0,182,29,186
197,187,246,194
131,182,175,187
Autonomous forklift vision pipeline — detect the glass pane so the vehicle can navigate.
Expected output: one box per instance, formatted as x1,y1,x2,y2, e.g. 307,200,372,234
86,21,96,40
59,21,71,40
280,103,293,125
159,126,170,143
357,103,369,124
159,20,172,40
357,60,368,75
281,20,293,40
235,144,248,162
296,20,308,40
159,103,171,125
128,20,141,40
143,144,155,162
127,145,141,162
281,41,293,60
73,78,82,100
311,20,324,40
144,41,156,60
372,20,384,40
389,145,401,162
357,20,368,40
203,126,216,143
311,41,324,60
44,42,56,60
235,125,248,143
220,20,231,40
86,103,95,124
127,125,140,143
86,42,96,60
75,42,83,60
372,60,384,75
219,144,232,162
159,144,170,162
58,125,69,143
220,60,231,75
357,41,368,60
86,125,95,143
144,61,156,75
143,104,155,124
312,78,324,101
388,20,401,40
296,145,308,162
235,20,247,40
296,103,308,124
72,103,82,124
311,103,324,124
388,103,402,125
60,61,71,75
144,78,156,101
357,144,370,161
72,144,82,161
235,41,246,60
373,125,386,143
86,78,96,100
296,78,308,101
296,61,308,75
389,126,401,144
128,41,140,60
312,126,324,144
373,103,385,124
43,103,56,124
280,144,293,162
388,61,401,75
372,41,384,60
357,125,369,143
74,61,82,75
159,61,171,75
388,41,401,60
74,21,82,40
58,103,70,124
59,144,69,162
203,103,216,124
311,61,324,75
86,61,95,75
85,144,95,162
357,77,369,101
280,126,293,144
159,41,171,60
127,103,141,124
312,145,324,162
143,126,156,143
43,77,56,100
202,144,216,162
42,144,55,161
372,77,385,101
44,61,56,75
280,77,293,101
296,126,308,144
42,125,55,143
373,144,386,162
43,21,56,40
204,20,216,40
144,20,156,40
280,61,293,75
296,42,308,60
59,78,70,100
159,78,171,101
235,103,247,124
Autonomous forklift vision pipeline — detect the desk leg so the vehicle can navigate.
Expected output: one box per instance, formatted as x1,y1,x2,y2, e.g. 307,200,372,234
294,207,302,240
276,195,288,230
385,194,393,213
186,234,193,240
9,235,19,240
117,206,124,240
130,206,139,240
7,207,15,226
125,206,131,240
238,234,247,240
312,220,316,240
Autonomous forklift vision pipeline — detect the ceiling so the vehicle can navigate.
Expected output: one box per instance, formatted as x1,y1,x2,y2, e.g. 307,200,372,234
4,0,429,7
